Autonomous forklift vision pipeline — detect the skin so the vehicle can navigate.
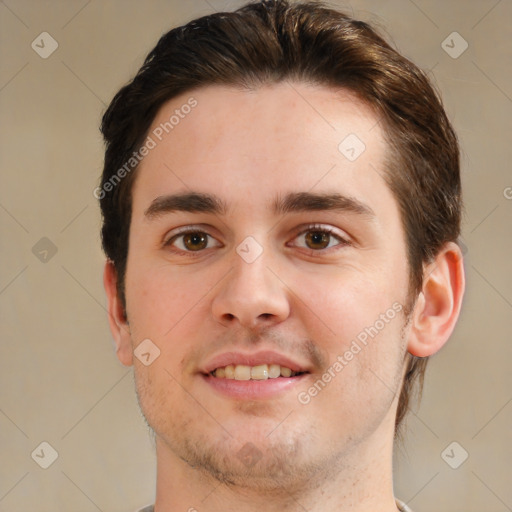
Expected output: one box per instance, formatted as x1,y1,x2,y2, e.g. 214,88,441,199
104,82,465,512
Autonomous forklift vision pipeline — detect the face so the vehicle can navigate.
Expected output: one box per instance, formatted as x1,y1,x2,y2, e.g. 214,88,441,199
120,83,413,489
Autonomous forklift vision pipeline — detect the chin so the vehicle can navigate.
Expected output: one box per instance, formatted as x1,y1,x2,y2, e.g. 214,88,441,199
164,426,339,494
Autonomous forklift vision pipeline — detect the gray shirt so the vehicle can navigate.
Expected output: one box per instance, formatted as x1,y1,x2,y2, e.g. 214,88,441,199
136,499,413,511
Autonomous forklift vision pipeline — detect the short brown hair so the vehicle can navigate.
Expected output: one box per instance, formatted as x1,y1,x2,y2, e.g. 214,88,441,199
99,0,461,433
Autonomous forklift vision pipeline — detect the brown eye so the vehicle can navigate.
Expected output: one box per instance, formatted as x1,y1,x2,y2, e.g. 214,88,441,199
166,230,220,253
305,231,331,250
182,232,209,251
291,225,349,253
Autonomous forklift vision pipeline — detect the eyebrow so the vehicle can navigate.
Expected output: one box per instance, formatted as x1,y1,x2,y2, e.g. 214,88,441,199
144,191,375,219
144,192,228,218
272,191,375,218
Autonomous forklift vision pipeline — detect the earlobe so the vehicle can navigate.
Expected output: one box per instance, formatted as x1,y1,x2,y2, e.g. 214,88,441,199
408,242,465,357
103,260,133,366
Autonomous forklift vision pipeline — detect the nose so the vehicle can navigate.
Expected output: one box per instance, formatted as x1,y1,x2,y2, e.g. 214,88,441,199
211,247,290,329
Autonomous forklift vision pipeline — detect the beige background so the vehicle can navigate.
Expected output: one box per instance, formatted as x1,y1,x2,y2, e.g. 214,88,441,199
0,1,511,511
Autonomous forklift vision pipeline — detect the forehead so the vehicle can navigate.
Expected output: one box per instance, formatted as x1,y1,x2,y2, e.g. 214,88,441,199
132,82,392,217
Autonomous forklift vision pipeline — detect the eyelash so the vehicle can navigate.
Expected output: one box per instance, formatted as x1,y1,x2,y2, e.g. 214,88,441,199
163,226,221,258
290,224,350,254
163,224,350,257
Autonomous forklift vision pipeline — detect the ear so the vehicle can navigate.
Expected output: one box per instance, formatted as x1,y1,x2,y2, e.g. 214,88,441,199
103,260,133,366
408,241,465,357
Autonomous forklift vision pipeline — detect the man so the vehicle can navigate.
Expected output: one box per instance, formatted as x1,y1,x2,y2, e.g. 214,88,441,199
99,1,465,511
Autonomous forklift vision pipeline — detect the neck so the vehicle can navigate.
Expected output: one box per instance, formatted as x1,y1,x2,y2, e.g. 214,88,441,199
153,415,399,512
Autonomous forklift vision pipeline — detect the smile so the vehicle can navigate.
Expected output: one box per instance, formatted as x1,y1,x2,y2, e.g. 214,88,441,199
210,364,306,380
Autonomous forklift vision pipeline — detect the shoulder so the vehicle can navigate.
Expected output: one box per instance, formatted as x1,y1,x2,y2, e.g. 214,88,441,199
396,499,414,512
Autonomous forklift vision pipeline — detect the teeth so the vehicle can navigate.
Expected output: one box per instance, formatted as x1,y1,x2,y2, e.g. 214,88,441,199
225,365,235,379
234,365,251,381
280,366,292,377
251,364,269,380
268,364,281,378
212,363,300,380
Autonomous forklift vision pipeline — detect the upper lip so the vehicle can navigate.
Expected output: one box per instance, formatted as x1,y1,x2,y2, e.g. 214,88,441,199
201,350,311,374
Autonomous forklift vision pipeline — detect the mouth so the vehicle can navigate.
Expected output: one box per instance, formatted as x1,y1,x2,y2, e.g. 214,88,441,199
200,351,311,399
208,363,307,380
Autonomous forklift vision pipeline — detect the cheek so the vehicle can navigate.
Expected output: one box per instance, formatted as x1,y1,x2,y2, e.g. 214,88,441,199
295,310,406,441
125,264,214,394
292,269,406,405
292,266,405,347
133,359,183,435
125,262,206,340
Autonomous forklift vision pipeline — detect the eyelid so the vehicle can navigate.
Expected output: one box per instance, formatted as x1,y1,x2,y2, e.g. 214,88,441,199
163,225,222,248
162,223,351,256
288,223,351,249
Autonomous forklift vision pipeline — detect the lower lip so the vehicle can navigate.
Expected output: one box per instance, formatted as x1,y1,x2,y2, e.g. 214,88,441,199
201,374,308,400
